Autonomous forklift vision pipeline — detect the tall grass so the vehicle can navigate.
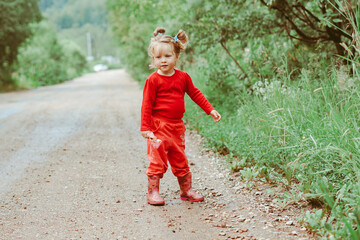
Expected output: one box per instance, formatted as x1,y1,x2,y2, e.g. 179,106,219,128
185,60,360,239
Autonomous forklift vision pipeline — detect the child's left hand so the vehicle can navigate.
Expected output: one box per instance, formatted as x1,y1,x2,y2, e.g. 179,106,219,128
210,110,222,122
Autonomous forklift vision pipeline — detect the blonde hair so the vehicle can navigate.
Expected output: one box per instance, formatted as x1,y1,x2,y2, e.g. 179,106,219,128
148,27,189,68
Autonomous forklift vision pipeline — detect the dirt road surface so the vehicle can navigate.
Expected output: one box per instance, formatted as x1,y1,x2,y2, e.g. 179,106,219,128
0,70,315,239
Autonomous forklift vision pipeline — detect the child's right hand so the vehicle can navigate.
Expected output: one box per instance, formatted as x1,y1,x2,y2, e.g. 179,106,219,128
141,131,157,140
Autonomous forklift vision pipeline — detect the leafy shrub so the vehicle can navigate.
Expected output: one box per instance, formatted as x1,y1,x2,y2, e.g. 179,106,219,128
13,20,87,88
60,39,88,79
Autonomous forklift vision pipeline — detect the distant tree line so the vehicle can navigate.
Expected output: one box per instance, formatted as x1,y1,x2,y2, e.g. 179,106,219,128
38,0,69,11
40,0,107,30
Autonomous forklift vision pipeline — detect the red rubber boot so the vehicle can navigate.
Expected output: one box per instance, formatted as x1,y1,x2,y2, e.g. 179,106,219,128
147,175,165,206
177,172,204,202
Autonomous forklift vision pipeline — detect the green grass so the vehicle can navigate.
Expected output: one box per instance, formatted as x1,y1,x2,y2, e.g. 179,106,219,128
184,63,360,239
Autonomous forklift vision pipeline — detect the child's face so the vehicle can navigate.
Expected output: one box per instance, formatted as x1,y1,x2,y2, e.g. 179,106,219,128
153,43,178,76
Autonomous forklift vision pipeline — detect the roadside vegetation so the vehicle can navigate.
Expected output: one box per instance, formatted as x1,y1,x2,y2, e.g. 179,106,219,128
0,0,87,90
13,20,87,89
0,0,41,90
0,0,117,91
107,0,360,239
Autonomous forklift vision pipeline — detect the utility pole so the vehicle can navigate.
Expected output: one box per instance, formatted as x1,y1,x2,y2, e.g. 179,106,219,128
86,32,94,61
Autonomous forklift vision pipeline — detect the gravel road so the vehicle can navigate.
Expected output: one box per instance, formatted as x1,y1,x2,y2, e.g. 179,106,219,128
0,70,315,239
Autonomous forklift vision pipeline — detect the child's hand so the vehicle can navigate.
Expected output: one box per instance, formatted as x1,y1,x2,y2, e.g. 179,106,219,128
141,131,157,140
210,110,222,122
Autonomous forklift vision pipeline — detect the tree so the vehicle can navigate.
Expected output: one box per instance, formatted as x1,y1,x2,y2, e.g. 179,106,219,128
0,0,42,86
260,0,359,57
188,0,276,79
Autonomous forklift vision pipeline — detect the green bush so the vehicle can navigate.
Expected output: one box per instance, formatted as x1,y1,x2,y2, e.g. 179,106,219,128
13,20,87,88
60,39,88,79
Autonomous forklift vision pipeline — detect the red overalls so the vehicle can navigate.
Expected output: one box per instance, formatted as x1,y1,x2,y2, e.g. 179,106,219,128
146,116,189,178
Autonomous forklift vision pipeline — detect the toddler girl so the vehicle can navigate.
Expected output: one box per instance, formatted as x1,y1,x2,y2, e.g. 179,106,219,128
141,27,221,205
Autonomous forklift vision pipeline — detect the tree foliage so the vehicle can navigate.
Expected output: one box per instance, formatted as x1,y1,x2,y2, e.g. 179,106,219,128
189,0,359,79
260,0,359,56
186,0,279,82
0,0,42,86
14,21,87,88
41,0,107,30
107,0,358,90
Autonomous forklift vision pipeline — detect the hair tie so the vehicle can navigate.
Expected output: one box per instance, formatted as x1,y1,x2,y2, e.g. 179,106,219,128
174,35,178,43
157,33,163,36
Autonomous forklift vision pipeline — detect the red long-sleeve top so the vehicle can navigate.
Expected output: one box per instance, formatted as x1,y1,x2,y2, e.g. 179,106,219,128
141,70,214,131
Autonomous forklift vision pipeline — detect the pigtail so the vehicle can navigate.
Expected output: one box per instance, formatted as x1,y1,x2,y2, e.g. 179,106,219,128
153,27,166,37
174,29,188,51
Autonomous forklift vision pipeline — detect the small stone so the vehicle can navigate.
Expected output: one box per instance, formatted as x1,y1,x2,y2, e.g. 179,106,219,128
264,206,271,213
219,232,226,236
286,221,294,226
291,231,297,235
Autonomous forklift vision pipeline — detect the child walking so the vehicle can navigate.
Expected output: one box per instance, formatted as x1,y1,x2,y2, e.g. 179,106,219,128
141,27,221,206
